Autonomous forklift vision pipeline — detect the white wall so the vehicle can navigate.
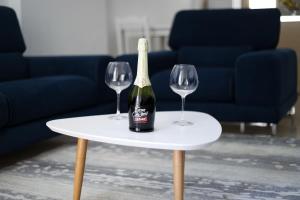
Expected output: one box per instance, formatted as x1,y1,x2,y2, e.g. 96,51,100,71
208,0,233,8
106,0,194,55
0,0,8,6
12,0,207,56
16,0,237,56
21,0,108,56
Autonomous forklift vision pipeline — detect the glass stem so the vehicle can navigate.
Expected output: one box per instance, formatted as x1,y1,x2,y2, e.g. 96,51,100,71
116,91,121,117
181,96,185,121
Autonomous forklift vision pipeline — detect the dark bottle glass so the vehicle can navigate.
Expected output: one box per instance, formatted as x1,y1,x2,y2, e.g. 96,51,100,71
128,86,156,132
128,38,156,132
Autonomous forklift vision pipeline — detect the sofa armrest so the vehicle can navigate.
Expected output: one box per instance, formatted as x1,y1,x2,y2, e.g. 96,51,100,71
235,48,297,106
116,51,177,76
26,55,114,102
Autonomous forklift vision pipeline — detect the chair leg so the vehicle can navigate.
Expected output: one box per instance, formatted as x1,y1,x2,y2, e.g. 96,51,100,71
240,122,245,133
270,123,277,136
287,106,296,126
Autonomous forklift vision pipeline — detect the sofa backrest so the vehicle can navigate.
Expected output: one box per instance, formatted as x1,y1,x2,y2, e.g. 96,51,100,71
169,9,281,51
0,6,28,82
0,6,26,53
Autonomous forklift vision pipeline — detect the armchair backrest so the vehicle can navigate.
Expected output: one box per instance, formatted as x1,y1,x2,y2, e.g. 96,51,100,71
0,6,26,53
0,6,28,82
169,9,281,51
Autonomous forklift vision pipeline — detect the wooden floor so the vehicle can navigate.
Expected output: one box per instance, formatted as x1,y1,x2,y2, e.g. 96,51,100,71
222,98,300,139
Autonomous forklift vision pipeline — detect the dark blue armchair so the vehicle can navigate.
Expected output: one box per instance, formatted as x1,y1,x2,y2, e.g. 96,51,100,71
117,9,298,133
0,6,115,155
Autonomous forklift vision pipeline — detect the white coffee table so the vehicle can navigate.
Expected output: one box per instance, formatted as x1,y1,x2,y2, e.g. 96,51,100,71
47,111,221,200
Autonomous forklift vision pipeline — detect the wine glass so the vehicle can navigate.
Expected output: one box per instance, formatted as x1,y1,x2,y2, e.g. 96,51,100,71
105,62,133,120
169,64,199,126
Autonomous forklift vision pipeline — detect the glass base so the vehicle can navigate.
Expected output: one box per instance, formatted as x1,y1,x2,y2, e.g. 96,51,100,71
173,120,193,126
109,115,127,120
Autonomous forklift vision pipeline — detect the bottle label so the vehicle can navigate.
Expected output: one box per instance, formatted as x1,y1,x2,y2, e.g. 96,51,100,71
132,107,148,123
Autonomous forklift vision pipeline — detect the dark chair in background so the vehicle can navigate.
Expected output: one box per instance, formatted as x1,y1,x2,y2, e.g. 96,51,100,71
117,9,298,134
0,6,115,155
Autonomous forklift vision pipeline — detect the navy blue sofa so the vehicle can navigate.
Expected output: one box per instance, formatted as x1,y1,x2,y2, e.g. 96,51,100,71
0,7,298,155
0,6,116,155
117,9,297,129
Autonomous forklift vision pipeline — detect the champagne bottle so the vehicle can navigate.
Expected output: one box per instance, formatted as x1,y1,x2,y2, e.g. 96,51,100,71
128,38,156,132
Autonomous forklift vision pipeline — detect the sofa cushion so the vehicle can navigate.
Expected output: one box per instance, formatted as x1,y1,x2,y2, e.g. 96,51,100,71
151,68,234,102
0,92,9,128
178,46,251,68
0,53,28,82
0,75,98,126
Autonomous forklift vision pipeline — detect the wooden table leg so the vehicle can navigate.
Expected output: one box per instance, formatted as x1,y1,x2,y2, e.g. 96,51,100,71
73,138,88,200
173,150,185,200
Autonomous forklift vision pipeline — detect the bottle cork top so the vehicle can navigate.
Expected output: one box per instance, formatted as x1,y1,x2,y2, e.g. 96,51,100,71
138,38,148,51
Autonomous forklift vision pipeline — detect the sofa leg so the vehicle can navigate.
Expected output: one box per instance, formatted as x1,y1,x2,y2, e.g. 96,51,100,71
288,106,296,127
270,123,277,136
288,106,296,116
240,122,245,133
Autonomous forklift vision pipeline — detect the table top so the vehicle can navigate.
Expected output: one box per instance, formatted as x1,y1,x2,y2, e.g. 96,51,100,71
46,111,222,151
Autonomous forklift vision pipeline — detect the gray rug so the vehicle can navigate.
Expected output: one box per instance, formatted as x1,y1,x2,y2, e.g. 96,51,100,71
0,134,300,200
